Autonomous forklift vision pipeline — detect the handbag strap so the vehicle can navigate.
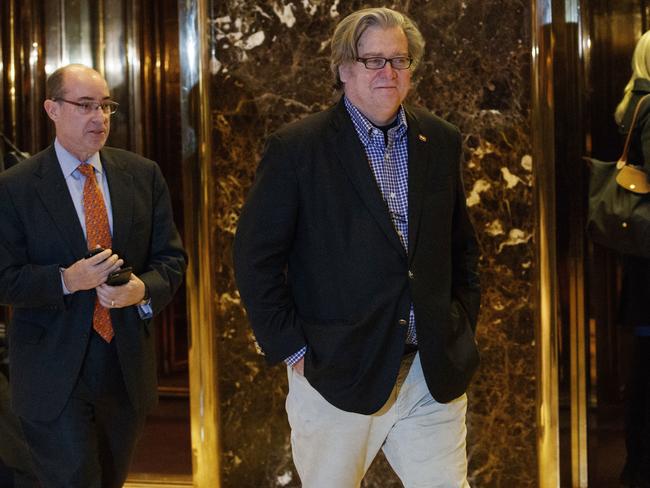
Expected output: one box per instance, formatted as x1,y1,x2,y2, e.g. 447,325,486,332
620,93,650,165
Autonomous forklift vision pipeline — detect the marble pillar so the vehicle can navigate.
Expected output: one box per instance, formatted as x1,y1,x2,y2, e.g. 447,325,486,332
213,1,536,486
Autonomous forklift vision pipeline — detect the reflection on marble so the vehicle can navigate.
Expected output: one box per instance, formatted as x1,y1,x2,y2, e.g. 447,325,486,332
213,1,535,486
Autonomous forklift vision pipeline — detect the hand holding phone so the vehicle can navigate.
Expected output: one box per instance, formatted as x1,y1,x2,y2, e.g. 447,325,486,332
85,248,130,285
106,267,133,286
85,247,106,259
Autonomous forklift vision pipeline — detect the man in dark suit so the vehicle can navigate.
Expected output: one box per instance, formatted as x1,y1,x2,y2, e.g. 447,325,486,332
234,7,480,488
0,64,187,487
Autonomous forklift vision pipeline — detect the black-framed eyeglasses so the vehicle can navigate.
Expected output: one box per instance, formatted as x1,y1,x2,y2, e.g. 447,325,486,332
52,98,119,115
356,56,412,70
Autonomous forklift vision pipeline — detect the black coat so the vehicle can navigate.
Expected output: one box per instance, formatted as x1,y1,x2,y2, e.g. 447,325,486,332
234,98,481,414
0,145,187,421
619,78,650,327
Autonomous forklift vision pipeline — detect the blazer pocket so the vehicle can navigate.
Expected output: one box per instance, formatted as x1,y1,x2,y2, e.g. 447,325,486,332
445,300,479,371
302,317,357,373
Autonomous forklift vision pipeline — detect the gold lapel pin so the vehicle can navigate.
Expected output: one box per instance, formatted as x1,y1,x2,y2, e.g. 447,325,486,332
418,134,427,142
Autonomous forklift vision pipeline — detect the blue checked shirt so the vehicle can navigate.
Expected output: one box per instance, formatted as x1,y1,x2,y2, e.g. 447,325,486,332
284,97,417,366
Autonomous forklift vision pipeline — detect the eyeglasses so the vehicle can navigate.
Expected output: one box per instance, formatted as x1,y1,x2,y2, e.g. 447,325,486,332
356,56,413,70
53,98,119,115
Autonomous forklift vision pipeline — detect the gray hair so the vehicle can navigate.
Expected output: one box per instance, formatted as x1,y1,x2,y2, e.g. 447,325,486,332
330,7,425,90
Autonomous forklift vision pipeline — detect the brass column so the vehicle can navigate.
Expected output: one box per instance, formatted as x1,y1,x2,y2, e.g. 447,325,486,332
531,0,561,486
568,5,589,485
178,0,221,486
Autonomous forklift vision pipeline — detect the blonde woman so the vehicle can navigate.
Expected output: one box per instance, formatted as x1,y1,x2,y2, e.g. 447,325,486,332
615,30,650,488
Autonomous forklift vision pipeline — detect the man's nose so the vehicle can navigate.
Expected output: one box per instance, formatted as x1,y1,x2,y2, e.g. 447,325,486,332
90,106,107,121
378,62,397,77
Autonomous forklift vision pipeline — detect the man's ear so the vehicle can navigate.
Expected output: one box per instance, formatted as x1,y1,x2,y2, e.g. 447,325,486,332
338,63,351,84
43,99,59,122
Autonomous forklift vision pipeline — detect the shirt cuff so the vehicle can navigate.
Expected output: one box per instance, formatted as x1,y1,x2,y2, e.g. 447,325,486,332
137,301,153,319
59,268,72,295
284,346,307,366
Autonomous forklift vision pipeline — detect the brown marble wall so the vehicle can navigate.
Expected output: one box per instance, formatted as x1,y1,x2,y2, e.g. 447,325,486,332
213,1,536,486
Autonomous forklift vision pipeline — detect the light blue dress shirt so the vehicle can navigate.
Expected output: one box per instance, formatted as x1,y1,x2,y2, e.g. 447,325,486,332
55,139,152,319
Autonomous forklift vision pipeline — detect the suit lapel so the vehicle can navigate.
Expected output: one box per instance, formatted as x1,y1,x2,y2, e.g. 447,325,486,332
331,101,405,257
405,108,432,263
34,146,87,260
101,149,134,255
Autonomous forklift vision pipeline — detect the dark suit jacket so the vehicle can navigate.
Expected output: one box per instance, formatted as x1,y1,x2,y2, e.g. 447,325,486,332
234,98,480,415
0,145,187,421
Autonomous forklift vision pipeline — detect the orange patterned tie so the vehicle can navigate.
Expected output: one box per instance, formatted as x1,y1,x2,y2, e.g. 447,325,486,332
78,163,114,342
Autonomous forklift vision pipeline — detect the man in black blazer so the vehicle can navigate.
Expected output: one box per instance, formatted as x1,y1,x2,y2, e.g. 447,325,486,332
0,64,187,487
234,7,480,488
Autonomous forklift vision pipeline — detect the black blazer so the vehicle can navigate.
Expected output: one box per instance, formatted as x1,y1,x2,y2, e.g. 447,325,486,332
0,145,187,421
619,78,650,326
234,99,480,414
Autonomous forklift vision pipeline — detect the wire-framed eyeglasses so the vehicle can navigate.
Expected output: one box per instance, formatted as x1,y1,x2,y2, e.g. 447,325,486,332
53,98,119,115
356,57,413,70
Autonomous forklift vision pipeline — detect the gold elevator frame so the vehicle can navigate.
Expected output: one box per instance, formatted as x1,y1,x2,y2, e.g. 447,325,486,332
531,1,590,487
178,0,222,486
531,2,561,484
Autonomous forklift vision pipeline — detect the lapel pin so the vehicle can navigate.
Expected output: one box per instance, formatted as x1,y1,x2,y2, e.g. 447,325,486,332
418,134,427,142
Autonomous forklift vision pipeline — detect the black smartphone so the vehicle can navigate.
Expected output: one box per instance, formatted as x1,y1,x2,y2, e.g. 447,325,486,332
106,267,132,286
85,247,105,259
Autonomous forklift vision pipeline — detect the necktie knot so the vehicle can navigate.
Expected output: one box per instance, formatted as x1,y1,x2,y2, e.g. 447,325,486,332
77,163,95,178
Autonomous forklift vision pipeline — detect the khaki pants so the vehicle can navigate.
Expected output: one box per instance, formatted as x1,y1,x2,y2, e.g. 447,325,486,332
286,353,470,488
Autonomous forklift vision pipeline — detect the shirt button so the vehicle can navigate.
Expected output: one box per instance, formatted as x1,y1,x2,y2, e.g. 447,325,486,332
398,319,408,326
389,192,396,199
408,270,414,280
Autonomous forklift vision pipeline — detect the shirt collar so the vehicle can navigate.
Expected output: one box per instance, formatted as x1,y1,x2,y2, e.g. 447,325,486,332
343,96,408,146
54,138,103,179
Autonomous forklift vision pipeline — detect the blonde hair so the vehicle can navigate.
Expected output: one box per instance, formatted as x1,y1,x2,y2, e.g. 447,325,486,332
330,7,425,90
615,30,650,124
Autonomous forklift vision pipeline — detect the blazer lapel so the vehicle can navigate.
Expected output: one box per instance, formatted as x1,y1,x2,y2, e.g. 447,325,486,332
34,146,87,260
405,108,432,263
331,101,405,257
101,150,134,255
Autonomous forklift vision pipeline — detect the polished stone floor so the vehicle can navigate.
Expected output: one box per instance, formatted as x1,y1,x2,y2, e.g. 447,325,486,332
129,396,192,478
